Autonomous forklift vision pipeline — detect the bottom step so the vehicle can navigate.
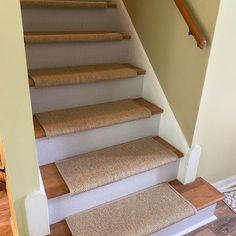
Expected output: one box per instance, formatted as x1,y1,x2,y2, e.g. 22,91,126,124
50,178,224,236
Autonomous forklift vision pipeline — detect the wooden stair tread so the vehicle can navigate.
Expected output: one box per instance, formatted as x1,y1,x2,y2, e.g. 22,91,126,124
24,31,131,44
50,177,224,236
40,163,69,199
40,136,183,199
33,98,163,139
28,63,146,87
21,0,117,8
169,178,224,211
153,137,184,158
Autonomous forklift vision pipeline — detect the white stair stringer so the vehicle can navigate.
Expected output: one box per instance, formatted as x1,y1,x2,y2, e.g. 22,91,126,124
115,0,190,155
25,40,130,69
36,115,160,165
30,76,143,113
48,160,180,224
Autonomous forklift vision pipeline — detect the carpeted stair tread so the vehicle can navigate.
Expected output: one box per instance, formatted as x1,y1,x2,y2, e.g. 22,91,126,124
33,98,163,139
24,31,131,44
29,63,146,87
21,0,117,8
50,178,224,236
55,137,183,196
65,184,196,236
40,136,183,199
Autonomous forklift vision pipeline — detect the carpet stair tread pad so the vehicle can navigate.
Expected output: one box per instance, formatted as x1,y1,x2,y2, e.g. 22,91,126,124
55,137,182,196
21,0,116,9
29,63,145,88
34,99,163,138
24,31,131,44
66,183,197,236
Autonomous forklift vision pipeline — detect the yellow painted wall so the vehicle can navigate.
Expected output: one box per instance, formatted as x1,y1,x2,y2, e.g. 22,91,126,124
193,0,236,183
124,0,220,144
0,1,40,235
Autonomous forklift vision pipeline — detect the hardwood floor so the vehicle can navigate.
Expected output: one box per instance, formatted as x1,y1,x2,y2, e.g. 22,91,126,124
0,190,235,235
0,191,13,236
187,201,236,236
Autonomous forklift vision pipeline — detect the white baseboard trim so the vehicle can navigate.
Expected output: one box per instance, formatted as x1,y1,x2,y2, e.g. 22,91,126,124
213,175,236,192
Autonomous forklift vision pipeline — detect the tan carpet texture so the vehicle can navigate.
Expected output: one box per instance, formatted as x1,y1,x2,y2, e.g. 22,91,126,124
66,184,197,236
29,64,138,87
35,99,151,137
24,31,124,44
56,137,179,195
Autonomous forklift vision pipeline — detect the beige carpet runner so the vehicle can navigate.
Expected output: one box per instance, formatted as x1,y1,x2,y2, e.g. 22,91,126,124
56,137,179,195
29,64,138,87
66,184,197,236
35,99,151,137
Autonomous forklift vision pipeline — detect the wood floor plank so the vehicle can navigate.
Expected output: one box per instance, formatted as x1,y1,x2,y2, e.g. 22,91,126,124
0,191,13,236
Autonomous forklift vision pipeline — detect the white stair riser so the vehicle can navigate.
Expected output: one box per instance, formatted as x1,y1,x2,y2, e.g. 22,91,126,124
31,77,143,113
48,161,179,224
22,8,120,32
36,115,161,165
152,204,217,236
25,41,130,69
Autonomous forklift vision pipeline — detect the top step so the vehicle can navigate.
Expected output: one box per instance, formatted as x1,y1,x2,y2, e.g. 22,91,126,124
21,0,117,9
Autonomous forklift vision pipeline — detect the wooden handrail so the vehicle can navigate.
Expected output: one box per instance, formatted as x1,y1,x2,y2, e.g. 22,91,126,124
174,0,207,49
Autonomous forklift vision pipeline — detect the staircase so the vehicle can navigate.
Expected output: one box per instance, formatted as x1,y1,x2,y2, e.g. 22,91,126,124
20,0,223,235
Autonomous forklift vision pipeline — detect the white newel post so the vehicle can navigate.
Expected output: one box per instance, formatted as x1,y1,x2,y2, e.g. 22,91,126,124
177,145,202,184
25,169,50,236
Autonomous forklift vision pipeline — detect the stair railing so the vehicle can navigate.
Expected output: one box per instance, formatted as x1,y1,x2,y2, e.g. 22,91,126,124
174,0,207,49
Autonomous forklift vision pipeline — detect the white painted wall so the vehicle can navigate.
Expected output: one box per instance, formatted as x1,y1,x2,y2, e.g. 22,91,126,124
192,0,236,183
116,0,189,154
